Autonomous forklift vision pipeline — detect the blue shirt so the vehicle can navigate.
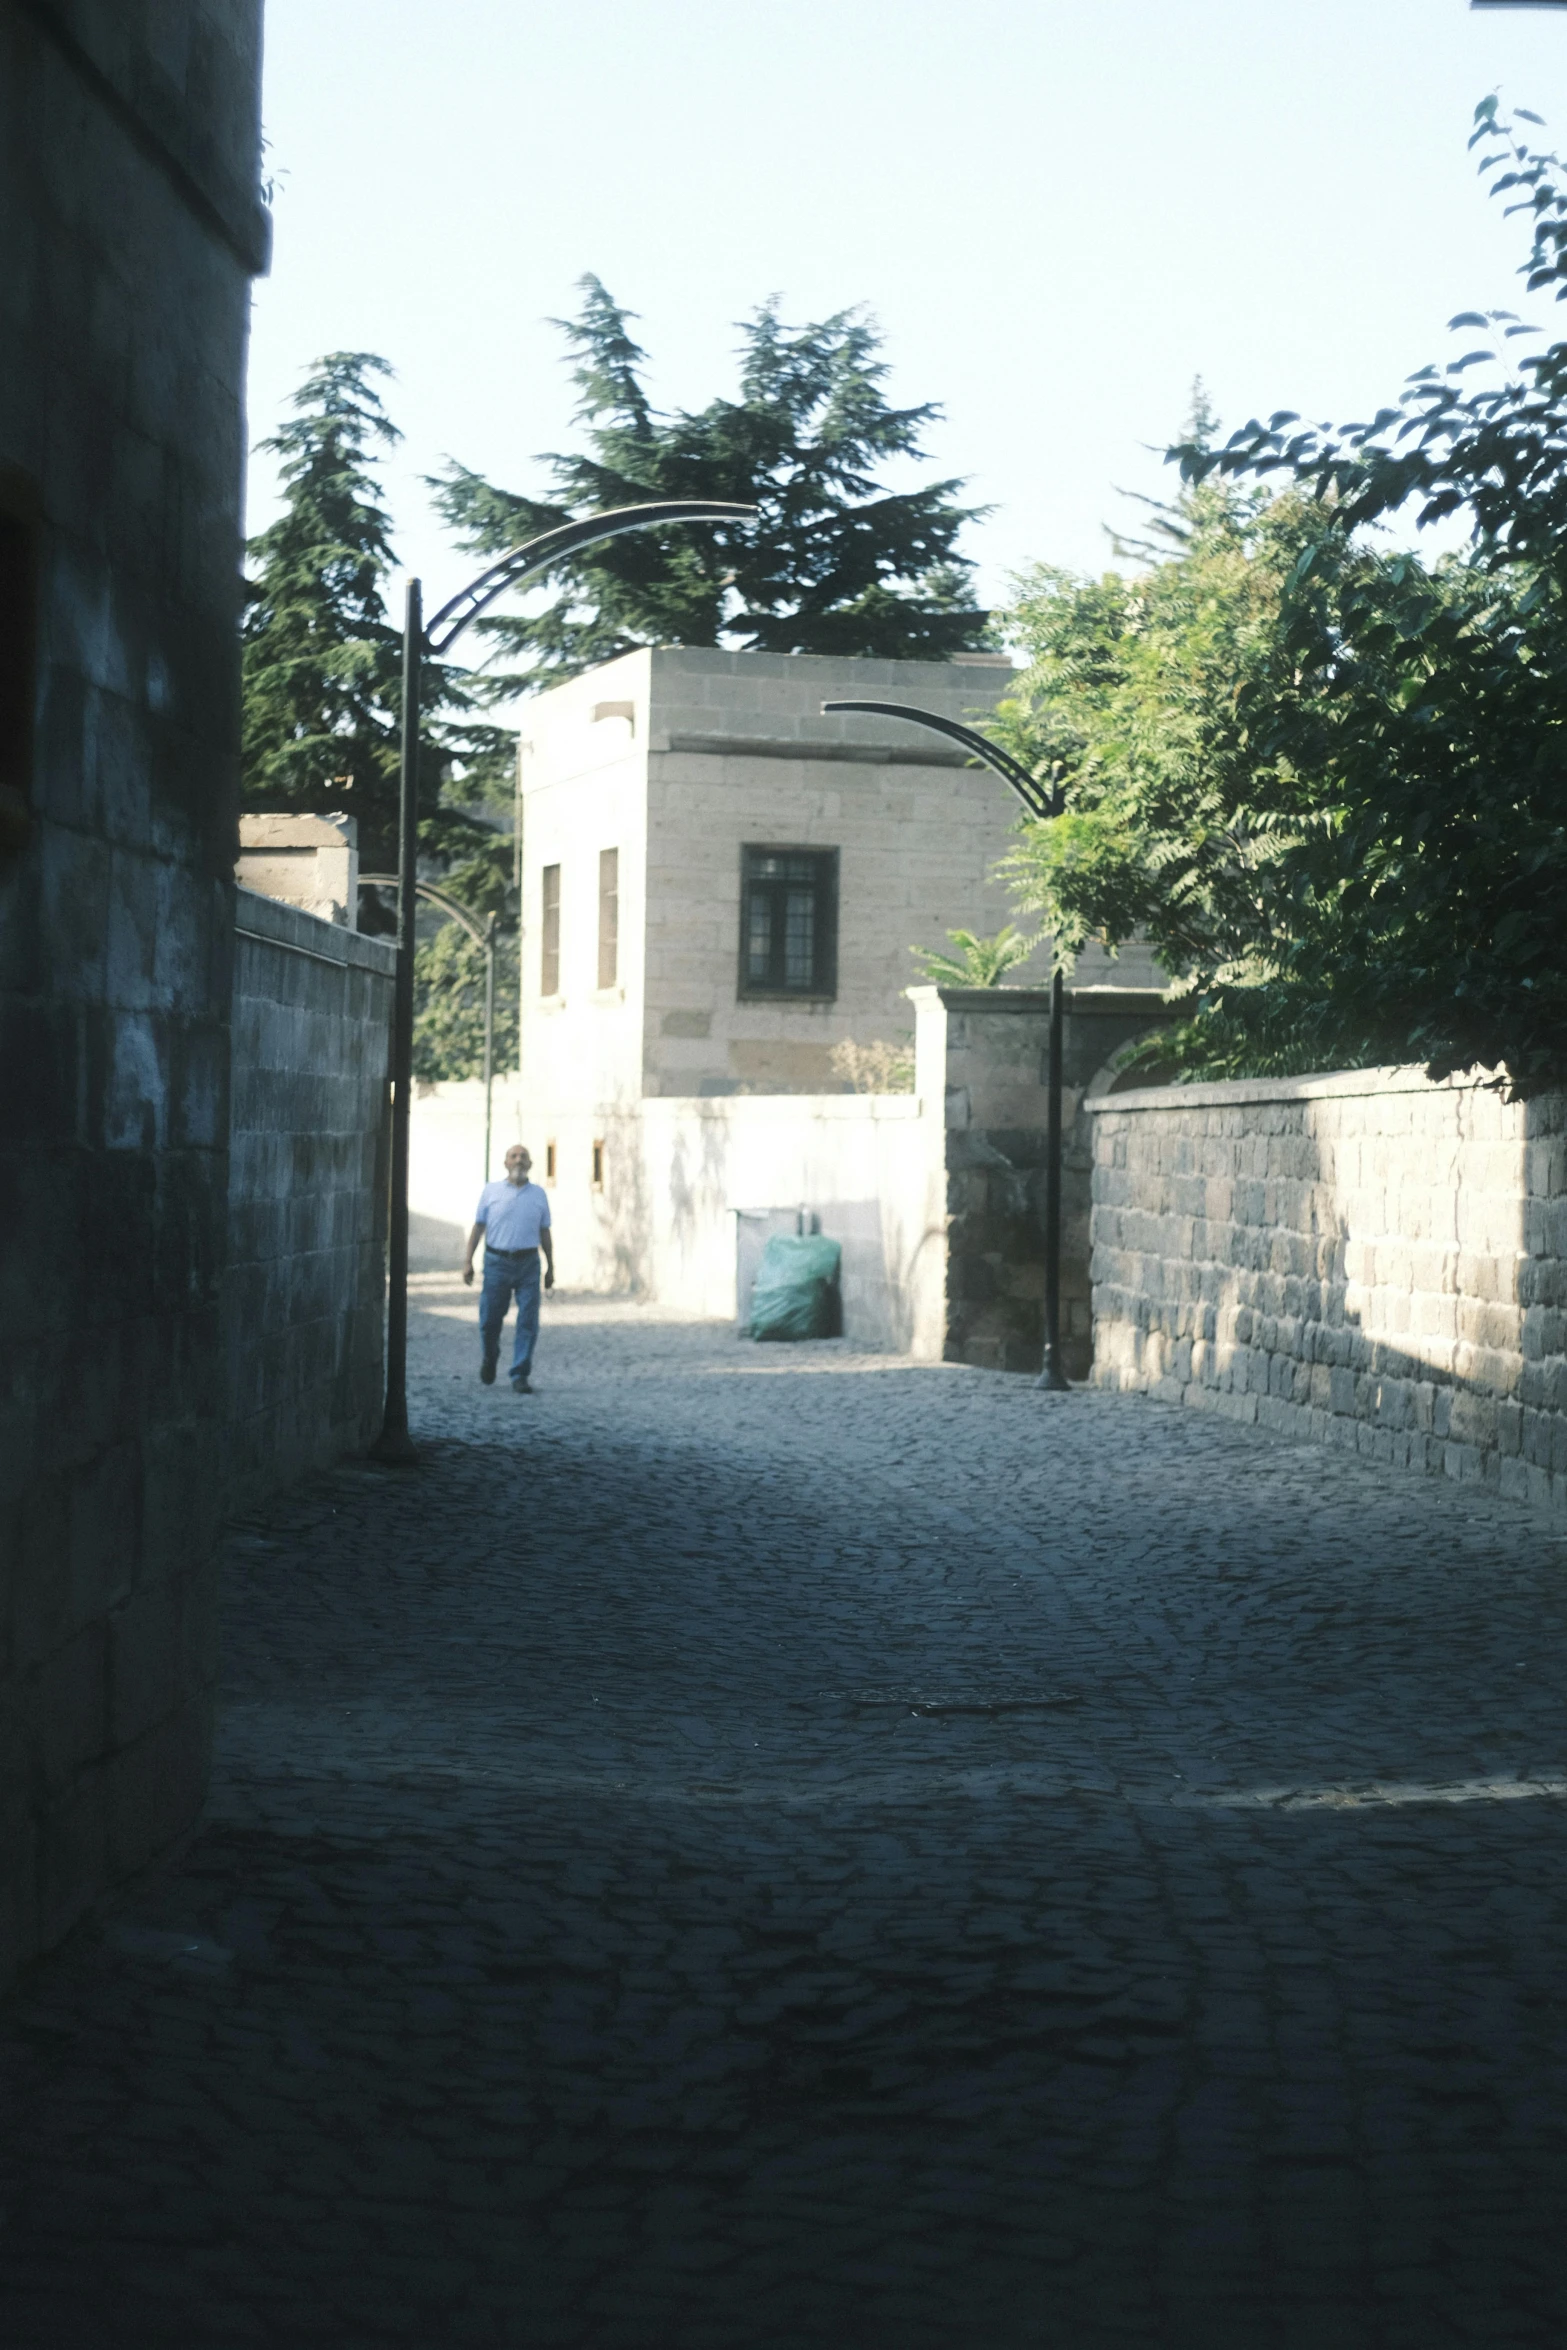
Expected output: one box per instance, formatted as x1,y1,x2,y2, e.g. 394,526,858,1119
474,1178,551,1252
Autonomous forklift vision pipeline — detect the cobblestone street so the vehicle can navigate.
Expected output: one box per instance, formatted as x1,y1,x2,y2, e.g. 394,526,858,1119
3,1279,1567,2346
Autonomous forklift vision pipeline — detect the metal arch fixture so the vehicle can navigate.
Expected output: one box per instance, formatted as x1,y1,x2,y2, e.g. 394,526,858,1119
820,699,1057,820
376,499,758,1465
360,873,489,948
361,875,501,1186
424,501,758,658
820,693,1071,1394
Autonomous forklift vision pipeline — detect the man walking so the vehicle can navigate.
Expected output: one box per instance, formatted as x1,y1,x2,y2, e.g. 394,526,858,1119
462,1144,554,1392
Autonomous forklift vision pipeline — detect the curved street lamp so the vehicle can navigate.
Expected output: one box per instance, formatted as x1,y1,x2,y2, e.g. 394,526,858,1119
374,500,756,1462
821,698,1071,1392
360,875,498,1187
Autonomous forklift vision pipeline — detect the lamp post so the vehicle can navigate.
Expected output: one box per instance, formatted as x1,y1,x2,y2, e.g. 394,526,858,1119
820,698,1071,1392
360,875,499,1185
373,500,756,1462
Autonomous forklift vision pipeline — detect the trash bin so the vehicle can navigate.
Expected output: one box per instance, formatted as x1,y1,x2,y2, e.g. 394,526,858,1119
748,1234,842,1341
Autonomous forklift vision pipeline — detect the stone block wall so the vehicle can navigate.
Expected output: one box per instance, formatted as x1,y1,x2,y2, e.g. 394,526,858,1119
915,986,1174,1375
226,888,395,1511
1089,1068,1567,1510
0,2,265,1987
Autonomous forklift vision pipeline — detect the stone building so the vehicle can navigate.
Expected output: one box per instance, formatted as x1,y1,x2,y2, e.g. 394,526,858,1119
510,644,1160,1292
409,645,1166,1356
237,809,360,927
0,1,267,1988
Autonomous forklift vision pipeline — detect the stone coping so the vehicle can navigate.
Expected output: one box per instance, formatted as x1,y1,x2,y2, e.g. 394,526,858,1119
1086,1063,1493,1115
235,885,397,976
657,732,971,768
644,645,1015,684
906,985,1173,1018
641,1092,923,1122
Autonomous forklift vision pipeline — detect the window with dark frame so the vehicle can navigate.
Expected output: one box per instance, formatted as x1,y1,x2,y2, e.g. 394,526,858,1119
591,1139,605,1190
738,847,838,999
541,862,561,996
0,495,37,853
598,846,618,989
545,1140,557,1183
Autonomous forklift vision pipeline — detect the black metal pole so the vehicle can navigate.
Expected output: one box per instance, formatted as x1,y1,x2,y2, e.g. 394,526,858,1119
367,503,755,1466
372,576,422,1463
1037,960,1069,1391
482,911,496,1186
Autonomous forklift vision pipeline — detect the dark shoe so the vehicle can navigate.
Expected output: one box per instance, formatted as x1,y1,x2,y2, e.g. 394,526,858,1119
511,1374,533,1394
480,1360,497,1386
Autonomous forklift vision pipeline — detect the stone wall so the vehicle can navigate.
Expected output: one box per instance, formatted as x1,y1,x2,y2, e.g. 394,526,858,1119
915,986,1174,1375
0,2,264,1987
226,888,395,1511
1089,1067,1567,1511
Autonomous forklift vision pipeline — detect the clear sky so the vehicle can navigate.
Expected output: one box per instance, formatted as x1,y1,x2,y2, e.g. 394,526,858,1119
248,0,1567,632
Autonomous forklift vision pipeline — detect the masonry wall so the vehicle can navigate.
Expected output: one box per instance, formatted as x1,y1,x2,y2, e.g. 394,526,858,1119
226,889,395,1511
916,986,1173,1375
0,2,266,1987
642,648,1032,1098
1089,1068,1567,1511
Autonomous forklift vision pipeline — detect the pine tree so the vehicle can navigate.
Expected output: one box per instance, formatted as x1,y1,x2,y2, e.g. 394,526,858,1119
429,279,992,695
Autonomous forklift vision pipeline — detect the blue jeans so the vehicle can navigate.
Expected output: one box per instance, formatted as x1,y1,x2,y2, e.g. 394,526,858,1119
480,1247,541,1384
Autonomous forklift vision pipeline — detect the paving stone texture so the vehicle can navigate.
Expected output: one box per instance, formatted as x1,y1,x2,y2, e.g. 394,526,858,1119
3,1279,1567,2346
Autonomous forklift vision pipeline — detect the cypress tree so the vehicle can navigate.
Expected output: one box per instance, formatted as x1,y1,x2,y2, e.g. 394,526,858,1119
243,354,517,1072
242,351,511,878
241,352,404,868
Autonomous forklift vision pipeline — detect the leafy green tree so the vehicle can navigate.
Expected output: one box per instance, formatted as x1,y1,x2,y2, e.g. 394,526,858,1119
997,109,1567,1097
913,924,1041,987
994,468,1334,1001
430,278,991,695
411,920,519,1084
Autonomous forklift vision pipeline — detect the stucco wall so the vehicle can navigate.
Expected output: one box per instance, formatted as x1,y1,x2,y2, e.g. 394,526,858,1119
0,1,264,1987
405,1070,527,1271
635,1093,941,1349
516,676,645,1137
1089,1068,1567,1510
405,1075,940,1347
225,889,395,1510
409,984,1172,1369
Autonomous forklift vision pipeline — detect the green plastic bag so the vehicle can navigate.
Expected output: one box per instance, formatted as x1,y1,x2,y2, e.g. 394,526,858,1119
749,1234,842,1341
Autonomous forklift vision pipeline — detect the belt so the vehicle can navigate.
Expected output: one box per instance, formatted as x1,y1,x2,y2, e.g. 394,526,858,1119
486,1243,539,1256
